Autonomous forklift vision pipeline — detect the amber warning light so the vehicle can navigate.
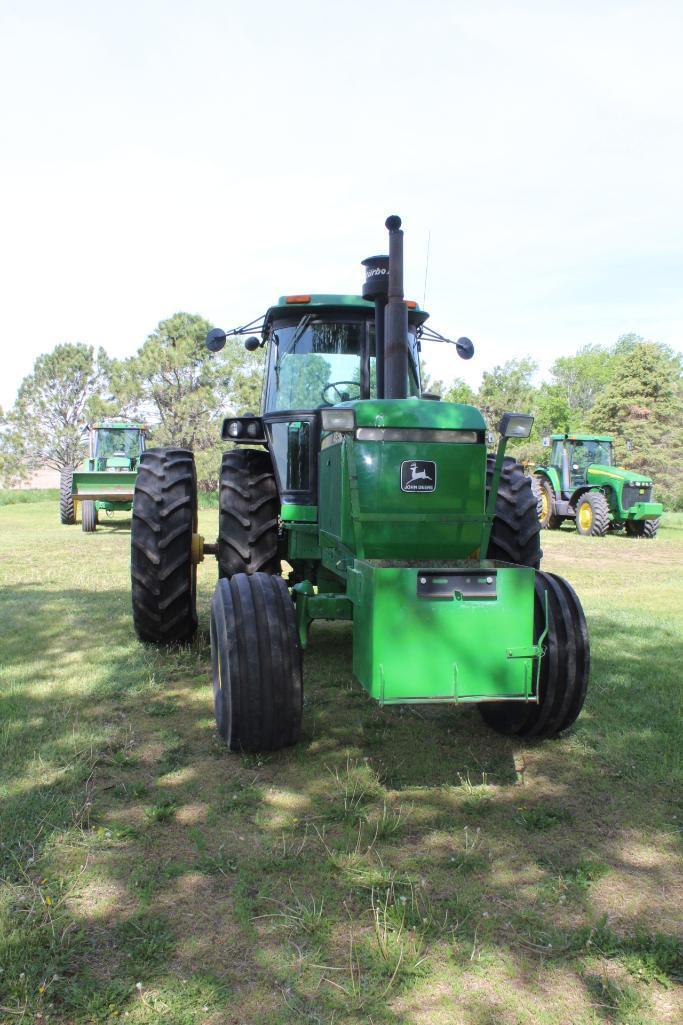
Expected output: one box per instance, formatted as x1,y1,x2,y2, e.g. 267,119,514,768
285,295,312,304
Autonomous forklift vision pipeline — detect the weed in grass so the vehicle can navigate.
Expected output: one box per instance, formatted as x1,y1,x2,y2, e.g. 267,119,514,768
363,800,407,840
156,732,191,775
144,796,178,823
253,884,326,936
324,756,384,821
148,700,179,718
197,845,239,876
117,913,175,969
516,804,572,831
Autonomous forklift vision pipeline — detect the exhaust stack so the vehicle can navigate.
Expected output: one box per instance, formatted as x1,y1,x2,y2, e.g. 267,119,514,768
384,215,409,400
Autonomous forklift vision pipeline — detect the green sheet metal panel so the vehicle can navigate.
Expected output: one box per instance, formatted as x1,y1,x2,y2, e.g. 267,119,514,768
72,471,137,503
349,562,537,704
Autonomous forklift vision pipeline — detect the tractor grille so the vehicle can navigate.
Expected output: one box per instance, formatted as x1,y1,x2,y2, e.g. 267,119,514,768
622,484,652,509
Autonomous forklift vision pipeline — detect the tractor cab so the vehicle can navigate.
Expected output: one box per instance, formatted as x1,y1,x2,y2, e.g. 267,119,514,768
88,420,146,472
549,435,614,491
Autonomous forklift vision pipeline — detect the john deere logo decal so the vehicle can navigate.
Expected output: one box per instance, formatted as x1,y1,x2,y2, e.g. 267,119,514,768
401,460,436,493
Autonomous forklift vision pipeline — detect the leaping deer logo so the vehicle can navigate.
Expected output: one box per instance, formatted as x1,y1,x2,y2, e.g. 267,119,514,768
407,461,432,484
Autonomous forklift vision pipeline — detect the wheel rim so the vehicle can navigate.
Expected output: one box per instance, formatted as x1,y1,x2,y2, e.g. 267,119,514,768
578,502,592,530
540,490,549,521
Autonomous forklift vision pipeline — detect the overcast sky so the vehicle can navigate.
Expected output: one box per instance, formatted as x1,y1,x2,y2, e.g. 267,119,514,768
1,0,681,410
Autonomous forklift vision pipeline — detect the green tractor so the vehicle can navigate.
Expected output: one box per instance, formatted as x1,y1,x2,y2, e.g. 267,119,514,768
533,434,662,538
60,418,147,532
130,216,589,752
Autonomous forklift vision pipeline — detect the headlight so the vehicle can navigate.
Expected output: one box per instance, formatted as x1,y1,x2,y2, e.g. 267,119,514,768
246,421,261,438
498,412,534,439
226,421,243,438
321,408,356,432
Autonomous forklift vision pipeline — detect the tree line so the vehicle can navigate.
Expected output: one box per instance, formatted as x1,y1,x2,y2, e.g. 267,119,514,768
1,317,681,508
435,333,682,509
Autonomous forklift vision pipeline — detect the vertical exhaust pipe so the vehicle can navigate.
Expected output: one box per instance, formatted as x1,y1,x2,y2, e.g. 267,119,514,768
361,253,389,399
384,215,409,400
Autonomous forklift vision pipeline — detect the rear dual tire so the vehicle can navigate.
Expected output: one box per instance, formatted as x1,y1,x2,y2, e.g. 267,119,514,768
211,573,302,752
60,468,76,525
131,448,198,645
625,518,659,539
486,456,542,568
479,571,589,739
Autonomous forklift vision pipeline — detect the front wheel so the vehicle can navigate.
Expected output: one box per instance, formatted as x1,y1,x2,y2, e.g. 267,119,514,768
479,571,590,739
81,501,97,532
575,491,609,537
211,573,302,752
625,518,659,539
131,448,198,644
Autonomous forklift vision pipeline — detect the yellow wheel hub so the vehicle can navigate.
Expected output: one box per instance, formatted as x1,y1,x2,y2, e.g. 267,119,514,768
540,490,549,521
578,502,593,530
191,532,205,564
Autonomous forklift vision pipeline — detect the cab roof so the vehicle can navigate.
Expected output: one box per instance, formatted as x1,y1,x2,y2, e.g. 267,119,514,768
91,419,147,430
264,294,429,327
551,433,613,442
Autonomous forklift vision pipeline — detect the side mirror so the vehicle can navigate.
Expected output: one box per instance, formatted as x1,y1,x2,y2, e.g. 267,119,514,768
456,337,474,360
206,328,227,352
244,336,261,352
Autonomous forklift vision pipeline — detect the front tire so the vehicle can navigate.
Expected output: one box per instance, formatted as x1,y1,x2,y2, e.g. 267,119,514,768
60,468,75,524
81,501,97,532
131,448,198,645
625,518,659,539
210,573,302,752
218,449,280,578
575,491,609,537
486,456,542,568
479,571,589,739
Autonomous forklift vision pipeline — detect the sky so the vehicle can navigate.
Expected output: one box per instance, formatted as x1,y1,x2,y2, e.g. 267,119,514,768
1,0,682,410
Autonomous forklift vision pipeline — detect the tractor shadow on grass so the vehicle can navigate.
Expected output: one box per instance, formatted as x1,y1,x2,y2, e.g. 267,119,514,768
1,585,682,1023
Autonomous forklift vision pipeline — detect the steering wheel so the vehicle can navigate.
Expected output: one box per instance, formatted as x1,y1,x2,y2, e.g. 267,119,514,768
322,380,362,404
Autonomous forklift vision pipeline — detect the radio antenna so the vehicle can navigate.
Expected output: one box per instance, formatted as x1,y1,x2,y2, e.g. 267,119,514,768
422,229,431,308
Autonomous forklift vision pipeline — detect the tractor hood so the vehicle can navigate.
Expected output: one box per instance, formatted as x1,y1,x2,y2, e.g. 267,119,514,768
341,398,486,432
586,465,654,488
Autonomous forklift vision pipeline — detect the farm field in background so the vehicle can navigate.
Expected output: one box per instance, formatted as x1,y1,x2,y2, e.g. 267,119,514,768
1,500,681,1025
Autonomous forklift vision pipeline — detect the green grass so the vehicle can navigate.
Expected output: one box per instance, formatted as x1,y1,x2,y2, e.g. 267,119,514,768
1,502,682,1024
0,487,59,506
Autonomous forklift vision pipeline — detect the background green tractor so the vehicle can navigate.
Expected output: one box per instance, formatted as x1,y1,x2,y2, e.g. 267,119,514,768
60,419,147,532
533,434,662,538
130,216,589,753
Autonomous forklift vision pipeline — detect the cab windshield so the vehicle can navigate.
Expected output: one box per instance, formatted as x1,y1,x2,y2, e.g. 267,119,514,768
95,429,143,458
571,440,613,468
263,316,420,412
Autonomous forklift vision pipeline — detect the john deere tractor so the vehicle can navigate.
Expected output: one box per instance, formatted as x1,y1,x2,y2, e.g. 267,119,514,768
130,216,589,752
60,419,147,532
533,434,662,538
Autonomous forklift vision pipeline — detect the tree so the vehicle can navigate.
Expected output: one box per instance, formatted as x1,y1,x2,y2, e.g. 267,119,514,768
550,344,616,424
589,342,683,509
0,343,110,483
478,358,537,431
112,313,264,489
442,377,477,405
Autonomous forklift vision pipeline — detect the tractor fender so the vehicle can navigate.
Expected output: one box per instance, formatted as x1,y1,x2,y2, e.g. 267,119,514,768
533,465,562,496
568,484,612,512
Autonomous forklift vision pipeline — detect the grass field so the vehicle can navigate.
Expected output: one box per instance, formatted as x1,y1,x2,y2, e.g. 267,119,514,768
1,501,681,1025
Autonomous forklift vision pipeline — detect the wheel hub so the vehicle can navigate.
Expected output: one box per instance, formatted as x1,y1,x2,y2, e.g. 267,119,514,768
578,503,592,530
